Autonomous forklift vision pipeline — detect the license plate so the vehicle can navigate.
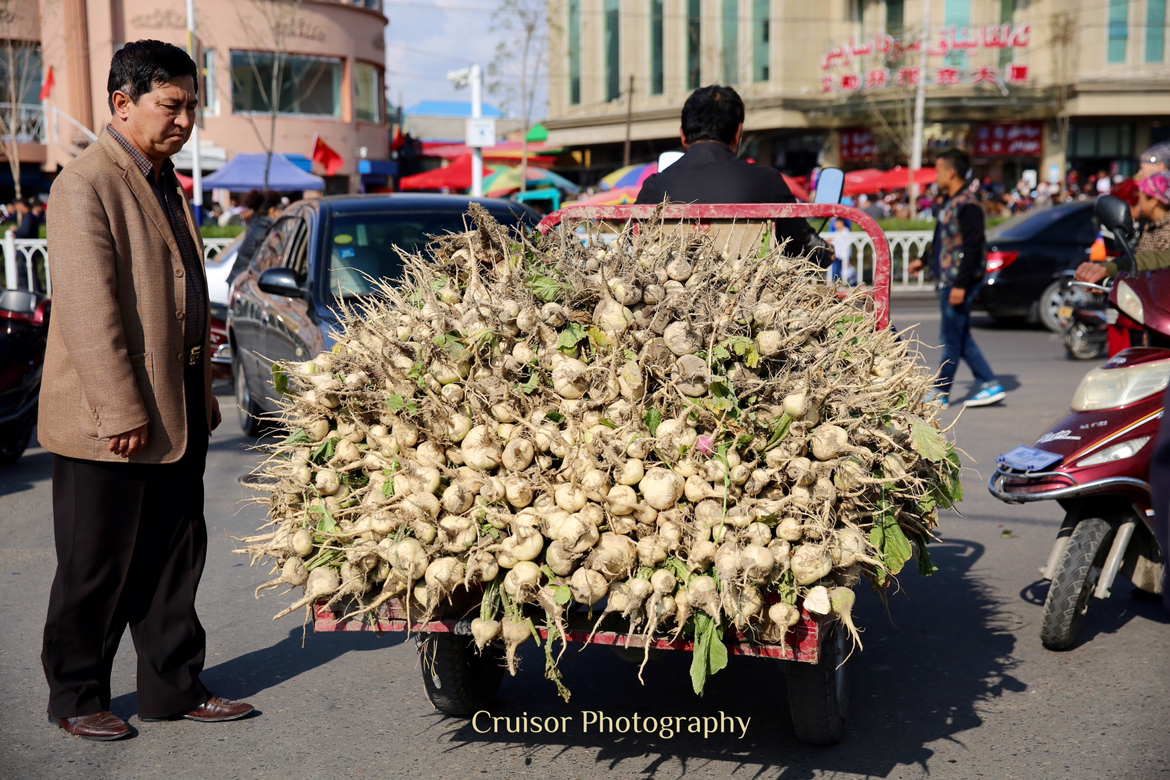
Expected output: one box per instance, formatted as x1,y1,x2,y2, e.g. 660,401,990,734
1057,306,1073,319
997,446,1063,472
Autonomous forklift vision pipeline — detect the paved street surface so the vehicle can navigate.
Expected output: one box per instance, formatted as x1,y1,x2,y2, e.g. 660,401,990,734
1,299,1167,780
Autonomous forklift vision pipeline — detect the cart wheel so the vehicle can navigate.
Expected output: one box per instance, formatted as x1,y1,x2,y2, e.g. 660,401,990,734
419,633,505,716
785,620,850,745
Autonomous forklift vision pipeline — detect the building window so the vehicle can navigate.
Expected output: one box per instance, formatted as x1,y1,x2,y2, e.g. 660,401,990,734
201,48,218,116
231,51,343,117
605,0,620,102
650,0,664,95
0,41,41,106
1107,0,1128,63
722,0,738,84
568,0,581,104
354,61,383,123
998,0,1016,66
1148,0,1166,63
885,0,903,37
943,0,969,68
687,0,701,90
753,0,769,82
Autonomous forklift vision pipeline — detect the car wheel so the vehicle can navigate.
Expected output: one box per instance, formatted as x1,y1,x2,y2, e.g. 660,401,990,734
234,359,264,437
1038,281,1067,333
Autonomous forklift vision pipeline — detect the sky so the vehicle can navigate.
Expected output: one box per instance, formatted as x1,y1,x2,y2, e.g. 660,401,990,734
383,0,546,119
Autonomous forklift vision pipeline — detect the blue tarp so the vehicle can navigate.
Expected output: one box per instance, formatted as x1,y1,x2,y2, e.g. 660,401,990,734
202,152,325,192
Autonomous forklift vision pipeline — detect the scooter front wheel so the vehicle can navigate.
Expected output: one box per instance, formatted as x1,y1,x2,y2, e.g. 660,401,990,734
1040,517,1114,650
1063,322,1106,360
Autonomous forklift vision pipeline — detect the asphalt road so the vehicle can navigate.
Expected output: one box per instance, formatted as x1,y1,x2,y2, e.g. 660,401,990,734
1,300,1167,780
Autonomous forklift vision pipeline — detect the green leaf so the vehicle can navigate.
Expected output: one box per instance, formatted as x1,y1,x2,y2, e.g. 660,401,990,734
689,612,728,696
284,428,310,446
311,437,338,464
552,585,572,606
387,394,420,415
556,322,587,353
518,371,542,395
917,538,939,576
643,409,663,436
272,363,289,396
308,501,338,534
587,326,614,350
544,412,566,425
381,479,394,498
711,344,731,363
526,272,565,302
907,415,949,462
598,418,618,429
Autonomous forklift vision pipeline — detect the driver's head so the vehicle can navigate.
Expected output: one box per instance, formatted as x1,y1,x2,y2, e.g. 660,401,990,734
1137,142,1170,181
680,85,744,150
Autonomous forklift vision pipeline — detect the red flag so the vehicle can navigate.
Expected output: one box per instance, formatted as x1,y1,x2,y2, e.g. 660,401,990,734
312,135,344,176
390,126,406,153
39,65,55,101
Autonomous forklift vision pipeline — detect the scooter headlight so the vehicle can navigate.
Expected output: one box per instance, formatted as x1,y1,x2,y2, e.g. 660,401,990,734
1116,280,1145,325
1075,436,1150,467
1071,362,1170,411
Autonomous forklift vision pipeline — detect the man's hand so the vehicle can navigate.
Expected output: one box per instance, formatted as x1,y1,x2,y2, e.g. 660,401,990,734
1075,262,1110,284
907,258,924,275
949,286,967,306
211,396,222,431
108,424,148,457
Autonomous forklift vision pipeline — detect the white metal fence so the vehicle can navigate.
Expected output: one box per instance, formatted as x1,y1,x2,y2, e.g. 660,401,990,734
4,231,939,295
1,235,237,294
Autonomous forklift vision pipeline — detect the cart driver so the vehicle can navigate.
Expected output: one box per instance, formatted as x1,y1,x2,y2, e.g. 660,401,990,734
636,85,831,265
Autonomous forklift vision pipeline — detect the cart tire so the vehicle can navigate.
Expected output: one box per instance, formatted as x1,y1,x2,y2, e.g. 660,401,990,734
1040,517,1114,650
0,410,35,467
419,633,505,716
785,619,849,745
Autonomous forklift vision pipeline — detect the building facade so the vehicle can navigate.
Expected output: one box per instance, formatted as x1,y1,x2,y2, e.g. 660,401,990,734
2,0,389,196
546,0,1170,187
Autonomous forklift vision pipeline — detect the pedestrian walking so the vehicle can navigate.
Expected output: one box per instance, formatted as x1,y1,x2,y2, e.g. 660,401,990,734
908,148,1004,409
827,217,855,285
38,39,253,742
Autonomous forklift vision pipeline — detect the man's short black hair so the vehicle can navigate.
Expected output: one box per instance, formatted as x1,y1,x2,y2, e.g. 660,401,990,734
937,148,971,180
681,85,744,146
107,39,198,113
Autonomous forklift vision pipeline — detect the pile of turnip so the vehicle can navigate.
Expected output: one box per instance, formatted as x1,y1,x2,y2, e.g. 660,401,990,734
238,205,962,696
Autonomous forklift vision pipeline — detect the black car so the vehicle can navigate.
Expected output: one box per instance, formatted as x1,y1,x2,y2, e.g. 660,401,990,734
227,194,541,435
975,200,1106,332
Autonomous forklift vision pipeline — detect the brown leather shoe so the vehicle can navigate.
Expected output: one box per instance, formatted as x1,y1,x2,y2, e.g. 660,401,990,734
182,696,254,722
51,711,132,741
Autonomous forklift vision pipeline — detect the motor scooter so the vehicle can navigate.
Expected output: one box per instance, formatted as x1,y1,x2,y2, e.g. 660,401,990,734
1058,274,1109,360
0,289,49,466
989,195,1167,650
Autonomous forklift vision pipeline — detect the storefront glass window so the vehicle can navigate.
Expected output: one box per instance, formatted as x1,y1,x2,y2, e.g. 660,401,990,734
354,62,383,124
687,0,702,90
753,0,770,82
569,0,581,105
605,0,620,102
0,43,41,106
231,51,342,117
1148,0,1166,63
1107,0,1129,64
723,0,738,84
651,0,664,94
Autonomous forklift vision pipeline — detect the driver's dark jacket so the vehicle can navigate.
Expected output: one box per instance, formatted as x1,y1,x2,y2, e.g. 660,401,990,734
635,141,830,265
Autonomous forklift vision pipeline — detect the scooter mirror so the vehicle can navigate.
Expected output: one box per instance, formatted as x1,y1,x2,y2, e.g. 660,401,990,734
814,168,845,205
1094,194,1134,240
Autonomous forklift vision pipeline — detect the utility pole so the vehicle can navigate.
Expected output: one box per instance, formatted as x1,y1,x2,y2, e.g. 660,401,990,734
186,0,203,225
623,74,634,167
909,0,931,216
471,63,484,197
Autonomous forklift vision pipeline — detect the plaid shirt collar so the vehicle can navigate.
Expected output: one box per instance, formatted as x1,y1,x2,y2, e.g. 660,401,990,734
107,125,176,184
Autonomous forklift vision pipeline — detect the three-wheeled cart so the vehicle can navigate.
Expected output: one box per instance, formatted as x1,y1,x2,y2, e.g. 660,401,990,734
313,202,893,746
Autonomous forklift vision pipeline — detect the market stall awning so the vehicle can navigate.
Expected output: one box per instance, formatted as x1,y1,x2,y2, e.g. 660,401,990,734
398,154,505,191
202,153,325,192
868,167,936,192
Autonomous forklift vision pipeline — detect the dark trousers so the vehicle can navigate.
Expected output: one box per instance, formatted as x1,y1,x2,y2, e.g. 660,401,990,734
937,284,996,395
42,362,211,719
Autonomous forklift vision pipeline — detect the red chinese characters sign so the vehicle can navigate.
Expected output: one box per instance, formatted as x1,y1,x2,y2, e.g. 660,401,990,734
840,128,877,162
972,122,1043,157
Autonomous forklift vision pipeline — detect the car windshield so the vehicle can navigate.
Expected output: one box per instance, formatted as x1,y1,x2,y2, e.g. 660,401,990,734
326,208,530,298
989,205,1086,242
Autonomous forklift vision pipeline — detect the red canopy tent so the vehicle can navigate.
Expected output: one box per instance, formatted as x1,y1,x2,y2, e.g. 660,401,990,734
399,154,481,191
843,168,887,196
869,166,936,192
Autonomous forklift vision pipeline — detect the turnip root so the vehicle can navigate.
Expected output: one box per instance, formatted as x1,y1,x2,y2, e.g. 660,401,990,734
830,586,862,649
803,585,831,616
501,615,533,674
791,545,833,585
273,566,340,619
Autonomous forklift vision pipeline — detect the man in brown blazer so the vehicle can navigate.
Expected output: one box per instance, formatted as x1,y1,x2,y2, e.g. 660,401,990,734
39,40,253,741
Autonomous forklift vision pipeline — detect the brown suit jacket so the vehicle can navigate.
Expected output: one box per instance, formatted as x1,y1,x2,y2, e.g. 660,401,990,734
38,129,213,464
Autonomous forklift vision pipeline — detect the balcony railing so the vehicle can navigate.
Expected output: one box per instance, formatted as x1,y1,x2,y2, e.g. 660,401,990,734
0,103,98,150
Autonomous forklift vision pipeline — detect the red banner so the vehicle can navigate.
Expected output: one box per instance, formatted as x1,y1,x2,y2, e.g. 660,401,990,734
839,128,878,162
972,121,1043,157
